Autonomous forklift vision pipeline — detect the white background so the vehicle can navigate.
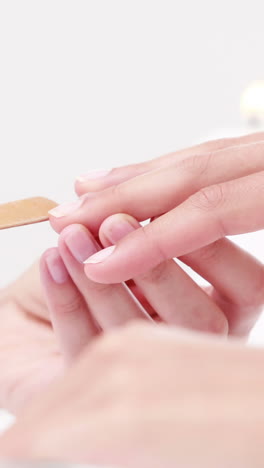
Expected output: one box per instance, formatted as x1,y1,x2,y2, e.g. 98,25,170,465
0,0,264,432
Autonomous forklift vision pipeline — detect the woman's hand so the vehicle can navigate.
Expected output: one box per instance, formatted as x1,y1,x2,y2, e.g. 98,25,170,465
48,131,264,283
1,208,263,412
42,208,264,367
1,322,264,468
0,262,64,413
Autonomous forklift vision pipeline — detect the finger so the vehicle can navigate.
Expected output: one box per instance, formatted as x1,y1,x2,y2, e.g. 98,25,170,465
180,239,264,337
40,248,98,364
99,214,228,335
58,224,150,330
101,215,264,336
83,171,264,283
75,132,264,195
49,140,264,234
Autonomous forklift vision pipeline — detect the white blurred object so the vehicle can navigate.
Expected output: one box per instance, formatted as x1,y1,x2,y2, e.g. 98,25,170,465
240,80,264,129
201,80,264,143
0,411,15,435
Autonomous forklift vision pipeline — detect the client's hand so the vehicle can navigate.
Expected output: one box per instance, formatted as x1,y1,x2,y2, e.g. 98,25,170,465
48,131,264,284
1,211,262,413
1,323,264,468
42,212,264,369
0,262,63,413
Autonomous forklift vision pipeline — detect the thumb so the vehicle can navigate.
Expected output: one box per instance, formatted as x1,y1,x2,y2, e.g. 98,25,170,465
83,199,220,283
84,172,264,283
83,226,166,284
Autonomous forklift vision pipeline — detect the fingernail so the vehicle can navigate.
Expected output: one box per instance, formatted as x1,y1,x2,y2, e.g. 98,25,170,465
84,245,116,264
45,250,69,284
76,169,111,183
48,198,83,218
105,218,138,244
63,226,98,263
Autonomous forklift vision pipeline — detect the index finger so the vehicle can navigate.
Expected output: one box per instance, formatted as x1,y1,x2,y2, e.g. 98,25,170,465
49,139,264,235
75,131,264,195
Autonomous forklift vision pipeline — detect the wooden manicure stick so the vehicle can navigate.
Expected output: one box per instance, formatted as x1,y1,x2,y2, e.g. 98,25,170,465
0,197,58,230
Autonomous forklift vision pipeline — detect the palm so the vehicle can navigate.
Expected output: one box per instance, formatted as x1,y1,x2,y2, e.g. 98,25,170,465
0,264,64,414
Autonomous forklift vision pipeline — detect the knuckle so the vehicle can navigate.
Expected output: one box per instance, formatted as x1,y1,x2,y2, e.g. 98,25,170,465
189,184,226,212
88,281,113,295
191,240,223,264
240,268,264,308
179,152,213,178
55,295,85,316
110,184,125,212
208,311,229,336
139,260,171,283
198,137,234,153
141,224,167,264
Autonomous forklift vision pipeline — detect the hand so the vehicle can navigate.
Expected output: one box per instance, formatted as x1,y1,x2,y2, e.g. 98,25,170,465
48,131,264,283
1,208,262,412
0,262,64,413
1,322,264,468
0,221,152,413
0,213,226,412
42,208,264,366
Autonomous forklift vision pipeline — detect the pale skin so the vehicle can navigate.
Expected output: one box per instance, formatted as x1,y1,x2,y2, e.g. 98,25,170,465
1,132,264,465
1,211,263,412
1,323,264,468
0,225,264,466
48,131,264,283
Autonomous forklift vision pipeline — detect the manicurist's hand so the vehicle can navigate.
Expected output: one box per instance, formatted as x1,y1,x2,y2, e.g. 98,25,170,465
1,210,263,412
0,262,64,413
0,218,215,412
0,226,150,413
1,322,264,468
48,131,264,283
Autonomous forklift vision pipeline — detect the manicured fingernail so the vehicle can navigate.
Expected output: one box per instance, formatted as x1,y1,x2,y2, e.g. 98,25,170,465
45,250,69,284
76,169,111,183
84,245,116,264
63,226,98,263
48,198,83,218
105,218,138,244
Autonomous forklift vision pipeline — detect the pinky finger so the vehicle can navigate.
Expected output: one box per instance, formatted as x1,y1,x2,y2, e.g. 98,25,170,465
40,248,98,365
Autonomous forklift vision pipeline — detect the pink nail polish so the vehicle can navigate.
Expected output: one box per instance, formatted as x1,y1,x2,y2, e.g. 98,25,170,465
45,250,69,284
48,198,83,218
76,169,111,183
83,245,116,264
63,226,98,263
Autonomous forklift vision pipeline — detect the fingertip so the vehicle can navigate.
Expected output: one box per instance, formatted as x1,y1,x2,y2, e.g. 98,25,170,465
39,250,49,282
74,178,86,196
85,222,165,284
48,215,63,233
74,169,114,195
49,194,101,235
41,247,69,285
83,262,118,284
58,224,99,266
99,213,140,247
40,247,58,274
58,223,86,245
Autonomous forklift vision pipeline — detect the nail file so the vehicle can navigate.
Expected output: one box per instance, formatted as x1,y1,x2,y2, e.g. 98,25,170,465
0,197,58,230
